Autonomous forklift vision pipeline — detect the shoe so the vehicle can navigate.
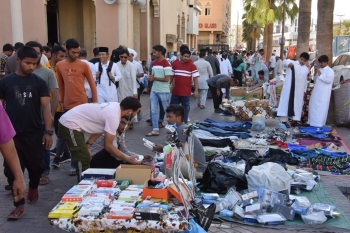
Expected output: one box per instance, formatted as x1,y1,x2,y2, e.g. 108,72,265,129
51,157,60,168
5,185,11,191
59,153,71,164
50,148,57,156
214,109,224,113
282,122,291,128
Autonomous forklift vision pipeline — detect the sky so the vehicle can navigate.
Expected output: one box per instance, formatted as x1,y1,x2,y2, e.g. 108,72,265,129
231,0,350,26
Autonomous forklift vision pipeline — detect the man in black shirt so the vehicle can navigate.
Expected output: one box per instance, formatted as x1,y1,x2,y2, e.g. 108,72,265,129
0,46,53,219
89,47,100,64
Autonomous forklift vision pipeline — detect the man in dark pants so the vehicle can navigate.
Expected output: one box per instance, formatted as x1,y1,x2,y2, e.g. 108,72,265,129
205,49,220,98
0,46,53,218
206,74,238,113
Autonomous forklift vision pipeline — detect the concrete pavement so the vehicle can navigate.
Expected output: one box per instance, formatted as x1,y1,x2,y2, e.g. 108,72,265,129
0,95,349,233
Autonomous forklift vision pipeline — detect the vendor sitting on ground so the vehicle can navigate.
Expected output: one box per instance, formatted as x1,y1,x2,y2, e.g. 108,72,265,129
90,118,152,168
153,105,207,180
252,70,268,86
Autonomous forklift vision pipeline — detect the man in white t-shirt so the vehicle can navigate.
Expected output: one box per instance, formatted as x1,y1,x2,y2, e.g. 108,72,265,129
269,52,276,72
79,49,97,101
58,97,142,181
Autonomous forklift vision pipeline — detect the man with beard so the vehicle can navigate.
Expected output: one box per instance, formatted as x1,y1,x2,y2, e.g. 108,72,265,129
0,46,53,217
58,97,142,181
26,41,58,186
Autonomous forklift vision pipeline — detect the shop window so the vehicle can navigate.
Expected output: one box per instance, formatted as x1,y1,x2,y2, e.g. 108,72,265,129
205,8,211,16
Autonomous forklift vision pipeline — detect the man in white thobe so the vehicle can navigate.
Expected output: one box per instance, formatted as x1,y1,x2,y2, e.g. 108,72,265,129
218,52,232,98
94,47,122,103
277,52,310,127
79,49,97,101
116,49,138,101
274,56,283,79
309,55,334,127
252,49,265,83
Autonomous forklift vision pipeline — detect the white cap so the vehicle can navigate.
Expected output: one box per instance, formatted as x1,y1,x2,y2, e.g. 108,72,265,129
127,48,138,59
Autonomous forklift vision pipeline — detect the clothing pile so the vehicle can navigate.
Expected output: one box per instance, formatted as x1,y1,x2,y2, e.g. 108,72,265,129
255,127,291,142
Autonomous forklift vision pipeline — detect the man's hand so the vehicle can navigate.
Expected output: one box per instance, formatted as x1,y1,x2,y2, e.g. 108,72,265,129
108,72,114,79
42,134,53,150
193,90,198,99
153,144,163,153
216,89,221,97
12,177,26,203
133,94,138,98
288,63,294,68
60,102,65,112
127,155,142,165
316,68,321,76
96,71,101,78
148,74,154,82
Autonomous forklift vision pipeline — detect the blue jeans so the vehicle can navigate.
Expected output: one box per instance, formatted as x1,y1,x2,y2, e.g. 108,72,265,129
204,118,253,130
150,91,170,131
42,125,50,176
170,95,190,123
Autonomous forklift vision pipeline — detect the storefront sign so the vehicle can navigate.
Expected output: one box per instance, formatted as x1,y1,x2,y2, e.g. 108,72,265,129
199,23,217,29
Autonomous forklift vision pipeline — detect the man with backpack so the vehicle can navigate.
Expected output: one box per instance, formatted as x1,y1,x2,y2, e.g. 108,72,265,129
94,47,122,103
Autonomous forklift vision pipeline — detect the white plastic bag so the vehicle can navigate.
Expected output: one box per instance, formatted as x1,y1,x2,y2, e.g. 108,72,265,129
246,162,292,193
251,114,266,132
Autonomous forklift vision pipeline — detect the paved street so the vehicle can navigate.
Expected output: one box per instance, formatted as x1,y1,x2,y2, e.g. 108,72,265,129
0,95,349,233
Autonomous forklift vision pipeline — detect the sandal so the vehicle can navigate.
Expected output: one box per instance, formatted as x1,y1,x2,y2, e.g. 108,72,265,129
200,105,205,109
69,169,77,176
27,188,38,204
39,175,50,185
146,131,159,137
8,208,25,219
158,123,164,129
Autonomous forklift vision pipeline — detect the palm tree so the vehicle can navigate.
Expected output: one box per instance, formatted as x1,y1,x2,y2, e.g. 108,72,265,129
243,0,298,59
316,0,334,62
296,0,312,58
242,18,263,51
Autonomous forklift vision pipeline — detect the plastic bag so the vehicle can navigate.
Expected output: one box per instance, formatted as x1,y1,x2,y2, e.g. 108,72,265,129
246,162,292,193
198,161,248,193
251,114,266,132
190,203,216,231
301,211,327,225
177,218,207,233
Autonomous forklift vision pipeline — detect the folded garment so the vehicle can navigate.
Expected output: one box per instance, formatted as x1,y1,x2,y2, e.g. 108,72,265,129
204,118,252,130
200,122,250,132
199,138,233,148
203,146,231,154
291,149,319,159
298,138,342,147
317,149,348,159
196,124,251,139
297,126,332,134
294,133,330,139
193,129,239,141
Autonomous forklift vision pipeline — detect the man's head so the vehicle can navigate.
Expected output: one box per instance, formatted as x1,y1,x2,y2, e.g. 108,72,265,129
152,45,166,60
119,49,129,65
259,49,264,56
43,46,52,60
142,60,147,66
199,52,206,58
213,51,218,56
208,49,213,55
2,43,14,57
230,78,238,87
318,55,329,68
16,46,38,75
79,48,88,59
258,70,265,79
242,50,247,55
98,47,109,64
120,96,142,120
299,52,310,66
221,52,228,59
174,51,178,56
181,50,191,63
128,49,135,62
93,47,99,57
166,105,185,125
117,117,131,134
51,45,66,64
14,42,24,52
65,38,80,62
25,41,43,65
180,44,189,53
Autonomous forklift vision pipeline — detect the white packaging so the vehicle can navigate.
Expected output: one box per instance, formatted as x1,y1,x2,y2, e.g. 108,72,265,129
295,196,311,208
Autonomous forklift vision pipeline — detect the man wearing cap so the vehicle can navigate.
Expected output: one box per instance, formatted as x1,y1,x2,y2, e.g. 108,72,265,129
94,47,122,103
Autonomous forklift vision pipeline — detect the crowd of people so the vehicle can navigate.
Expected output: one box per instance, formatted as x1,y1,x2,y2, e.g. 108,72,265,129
0,39,335,219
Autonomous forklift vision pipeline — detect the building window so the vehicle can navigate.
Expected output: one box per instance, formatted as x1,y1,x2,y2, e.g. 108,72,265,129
205,8,211,16
276,25,281,34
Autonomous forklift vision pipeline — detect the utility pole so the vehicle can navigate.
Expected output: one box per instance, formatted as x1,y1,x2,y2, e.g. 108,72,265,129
335,14,345,31
280,0,286,59
236,11,239,50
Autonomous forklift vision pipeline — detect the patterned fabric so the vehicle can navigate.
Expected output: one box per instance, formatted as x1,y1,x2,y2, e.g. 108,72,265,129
225,106,274,121
301,86,314,124
0,52,8,74
299,154,350,174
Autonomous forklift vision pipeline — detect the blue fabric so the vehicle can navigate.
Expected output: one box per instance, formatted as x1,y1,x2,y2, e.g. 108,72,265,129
288,144,307,151
171,95,190,123
204,118,252,130
196,124,251,139
297,126,332,134
176,219,206,233
317,149,348,159
199,122,249,133
291,149,319,159
308,133,329,139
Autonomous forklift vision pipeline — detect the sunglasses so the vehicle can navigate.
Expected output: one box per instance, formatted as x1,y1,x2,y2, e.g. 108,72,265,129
120,56,128,59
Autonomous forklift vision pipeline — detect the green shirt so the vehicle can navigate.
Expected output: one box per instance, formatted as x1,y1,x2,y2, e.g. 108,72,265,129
233,62,247,72
151,59,172,93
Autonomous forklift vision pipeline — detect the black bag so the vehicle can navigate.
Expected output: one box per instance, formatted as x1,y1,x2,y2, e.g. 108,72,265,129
136,78,145,94
190,203,216,231
97,61,118,88
233,59,243,68
198,162,247,194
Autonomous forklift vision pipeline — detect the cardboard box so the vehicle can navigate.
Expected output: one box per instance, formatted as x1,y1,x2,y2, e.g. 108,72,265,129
167,182,191,204
230,87,247,97
245,100,257,107
116,165,153,185
142,180,170,201
230,96,246,101
257,100,269,109
246,88,263,100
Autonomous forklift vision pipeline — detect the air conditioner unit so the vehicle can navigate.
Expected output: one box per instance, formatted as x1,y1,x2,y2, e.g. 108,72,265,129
131,0,146,9
104,0,117,4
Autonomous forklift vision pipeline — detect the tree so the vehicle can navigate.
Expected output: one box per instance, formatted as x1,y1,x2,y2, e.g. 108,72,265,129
333,26,341,36
242,18,263,51
243,0,298,60
296,0,312,58
316,0,334,66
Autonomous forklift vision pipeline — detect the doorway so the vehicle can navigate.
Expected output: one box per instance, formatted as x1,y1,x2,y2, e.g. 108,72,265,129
46,0,59,46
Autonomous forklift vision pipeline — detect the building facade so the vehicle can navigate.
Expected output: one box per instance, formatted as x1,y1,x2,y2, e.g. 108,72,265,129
0,0,201,61
197,0,231,46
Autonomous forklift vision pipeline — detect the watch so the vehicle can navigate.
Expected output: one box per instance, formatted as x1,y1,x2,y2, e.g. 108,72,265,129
44,130,54,136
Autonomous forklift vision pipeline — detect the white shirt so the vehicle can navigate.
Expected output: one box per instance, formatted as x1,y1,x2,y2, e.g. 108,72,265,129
59,102,121,135
218,58,232,76
132,60,144,88
93,61,122,102
269,55,276,68
81,59,97,98
116,61,137,101
40,54,48,65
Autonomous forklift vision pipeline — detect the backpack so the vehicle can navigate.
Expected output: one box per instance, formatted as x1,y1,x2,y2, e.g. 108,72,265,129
97,61,119,88
110,45,124,63
233,59,243,68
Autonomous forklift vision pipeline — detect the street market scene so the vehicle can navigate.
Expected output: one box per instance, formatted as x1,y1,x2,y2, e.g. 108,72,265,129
1,0,350,233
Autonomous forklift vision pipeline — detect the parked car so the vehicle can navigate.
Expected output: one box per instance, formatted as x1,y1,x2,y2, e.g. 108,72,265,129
332,52,350,86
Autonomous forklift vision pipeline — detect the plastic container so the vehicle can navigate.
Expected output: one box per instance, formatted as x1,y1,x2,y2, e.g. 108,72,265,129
251,114,266,132
219,209,234,218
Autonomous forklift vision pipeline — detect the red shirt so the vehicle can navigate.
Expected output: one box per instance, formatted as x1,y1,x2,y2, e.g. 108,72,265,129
172,61,199,96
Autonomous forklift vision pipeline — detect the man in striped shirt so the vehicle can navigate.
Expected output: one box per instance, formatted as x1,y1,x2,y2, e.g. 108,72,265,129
170,49,199,123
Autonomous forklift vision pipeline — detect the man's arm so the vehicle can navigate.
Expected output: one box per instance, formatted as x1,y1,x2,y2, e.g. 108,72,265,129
118,135,140,157
85,64,98,103
153,75,170,82
50,88,59,118
112,63,123,82
317,68,334,84
56,65,65,110
87,133,103,145
104,132,140,164
40,96,53,149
